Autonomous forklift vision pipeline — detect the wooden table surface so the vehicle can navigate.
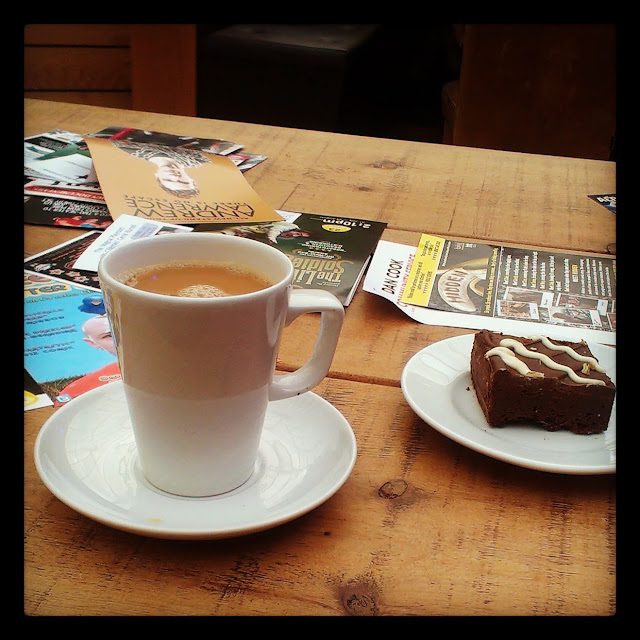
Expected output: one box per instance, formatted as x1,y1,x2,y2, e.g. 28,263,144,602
24,99,616,616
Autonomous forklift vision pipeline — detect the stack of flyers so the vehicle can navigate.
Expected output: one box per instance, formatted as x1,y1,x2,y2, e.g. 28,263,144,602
24,127,269,230
86,126,266,172
24,129,111,230
24,129,92,180
226,151,268,172
24,129,99,189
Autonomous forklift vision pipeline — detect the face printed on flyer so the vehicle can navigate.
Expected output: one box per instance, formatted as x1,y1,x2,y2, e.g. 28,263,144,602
84,136,282,226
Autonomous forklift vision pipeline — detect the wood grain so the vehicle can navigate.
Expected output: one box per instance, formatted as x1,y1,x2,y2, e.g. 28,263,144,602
24,377,615,616
24,99,615,254
23,100,616,616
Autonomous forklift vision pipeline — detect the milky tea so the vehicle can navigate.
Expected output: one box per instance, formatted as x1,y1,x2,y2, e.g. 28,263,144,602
118,259,273,298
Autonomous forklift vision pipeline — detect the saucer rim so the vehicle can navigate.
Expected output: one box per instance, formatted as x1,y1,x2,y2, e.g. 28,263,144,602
401,333,616,475
34,381,357,540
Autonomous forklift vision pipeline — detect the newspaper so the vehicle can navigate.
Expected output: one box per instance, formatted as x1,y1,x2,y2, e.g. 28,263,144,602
363,235,616,346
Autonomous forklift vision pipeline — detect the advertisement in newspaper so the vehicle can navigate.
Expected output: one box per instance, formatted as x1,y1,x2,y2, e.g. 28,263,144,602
364,234,616,345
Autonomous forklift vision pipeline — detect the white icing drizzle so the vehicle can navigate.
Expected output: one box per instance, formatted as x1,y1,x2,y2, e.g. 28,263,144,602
486,337,607,386
485,346,544,377
527,335,605,372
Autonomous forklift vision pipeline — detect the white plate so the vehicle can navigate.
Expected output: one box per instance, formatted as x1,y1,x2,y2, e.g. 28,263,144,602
401,333,616,474
34,381,357,539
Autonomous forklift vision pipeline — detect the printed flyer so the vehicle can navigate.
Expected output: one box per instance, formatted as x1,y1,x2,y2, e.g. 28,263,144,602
197,210,387,305
25,218,192,288
24,232,104,290
84,132,281,225
588,193,616,214
24,178,106,203
89,126,243,156
364,235,616,345
23,218,194,407
24,195,112,230
24,368,53,411
69,211,385,306
24,129,93,181
25,137,96,185
24,272,120,406
72,214,192,271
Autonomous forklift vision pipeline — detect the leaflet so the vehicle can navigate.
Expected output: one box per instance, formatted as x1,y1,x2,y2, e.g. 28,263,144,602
24,271,120,407
72,215,192,271
198,210,386,306
364,236,615,345
84,130,280,225
24,368,53,411
24,129,91,181
71,211,386,306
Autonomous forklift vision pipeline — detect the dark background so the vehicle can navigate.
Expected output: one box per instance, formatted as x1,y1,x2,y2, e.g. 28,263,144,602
196,24,459,145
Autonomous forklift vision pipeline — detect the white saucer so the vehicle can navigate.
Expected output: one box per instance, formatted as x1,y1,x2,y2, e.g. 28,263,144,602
401,334,616,475
34,381,357,539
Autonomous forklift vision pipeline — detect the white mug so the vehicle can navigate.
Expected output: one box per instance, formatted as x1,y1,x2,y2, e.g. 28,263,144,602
98,233,344,496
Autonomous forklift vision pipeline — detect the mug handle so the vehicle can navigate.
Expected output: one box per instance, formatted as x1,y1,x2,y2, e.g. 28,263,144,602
268,289,344,401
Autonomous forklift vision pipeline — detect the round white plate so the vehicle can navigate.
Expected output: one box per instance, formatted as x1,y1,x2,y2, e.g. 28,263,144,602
34,381,357,539
401,333,616,474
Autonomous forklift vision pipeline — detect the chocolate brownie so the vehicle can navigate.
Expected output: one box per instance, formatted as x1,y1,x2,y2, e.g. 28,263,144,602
470,330,615,434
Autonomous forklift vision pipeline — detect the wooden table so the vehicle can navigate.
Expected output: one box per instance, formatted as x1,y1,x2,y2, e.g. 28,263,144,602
24,99,616,616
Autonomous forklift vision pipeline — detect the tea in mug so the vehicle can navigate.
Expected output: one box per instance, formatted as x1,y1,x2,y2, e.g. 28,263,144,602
118,259,273,298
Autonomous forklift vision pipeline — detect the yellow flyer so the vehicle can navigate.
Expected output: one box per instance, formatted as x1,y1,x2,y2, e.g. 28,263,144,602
399,233,445,305
84,135,282,225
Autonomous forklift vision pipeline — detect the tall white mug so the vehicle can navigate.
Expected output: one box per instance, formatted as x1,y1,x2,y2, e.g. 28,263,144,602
98,233,344,496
